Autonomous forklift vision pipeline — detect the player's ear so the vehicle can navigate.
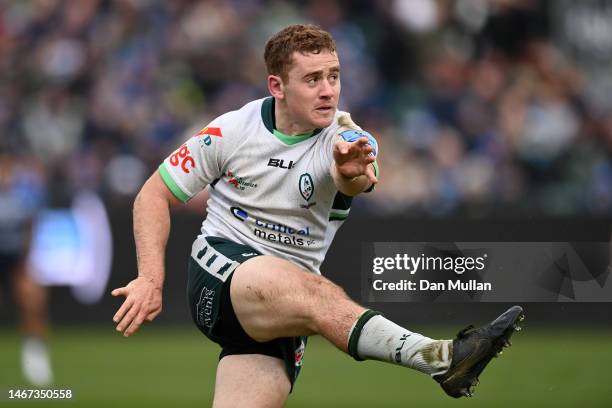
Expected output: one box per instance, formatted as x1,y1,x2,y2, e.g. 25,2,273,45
268,74,285,99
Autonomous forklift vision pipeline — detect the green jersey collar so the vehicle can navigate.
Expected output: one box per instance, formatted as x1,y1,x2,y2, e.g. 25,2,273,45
261,97,322,145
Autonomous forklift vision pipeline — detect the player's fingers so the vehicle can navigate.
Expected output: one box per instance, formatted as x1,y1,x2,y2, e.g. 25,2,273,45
145,307,161,321
113,297,134,323
116,303,140,333
355,137,369,147
334,141,350,155
111,287,127,297
124,311,148,337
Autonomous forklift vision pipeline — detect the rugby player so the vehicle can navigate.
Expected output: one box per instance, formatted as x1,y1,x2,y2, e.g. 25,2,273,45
0,150,53,386
112,24,524,406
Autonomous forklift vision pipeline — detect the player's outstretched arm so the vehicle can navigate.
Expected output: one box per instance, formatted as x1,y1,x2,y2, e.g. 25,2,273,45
331,137,378,196
112,170,181,337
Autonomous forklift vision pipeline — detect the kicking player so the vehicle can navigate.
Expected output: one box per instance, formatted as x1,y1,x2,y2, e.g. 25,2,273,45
112,24,523,406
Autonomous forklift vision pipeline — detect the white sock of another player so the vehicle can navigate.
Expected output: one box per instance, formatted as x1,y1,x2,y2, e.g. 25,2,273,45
347,311,452,376
21,336,53,386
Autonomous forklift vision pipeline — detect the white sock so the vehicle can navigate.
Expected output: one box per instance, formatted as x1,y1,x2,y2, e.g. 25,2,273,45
352,314,452,376
22,336,53,386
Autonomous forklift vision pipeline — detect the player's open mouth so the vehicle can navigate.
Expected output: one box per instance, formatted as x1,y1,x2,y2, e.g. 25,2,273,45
315,106,333,113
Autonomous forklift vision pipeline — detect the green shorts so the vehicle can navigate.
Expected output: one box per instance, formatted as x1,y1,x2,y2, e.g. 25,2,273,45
186,236,307,389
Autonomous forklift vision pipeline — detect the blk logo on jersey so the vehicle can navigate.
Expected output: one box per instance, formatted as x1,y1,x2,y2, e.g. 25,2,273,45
169,143,195,173
267,158,295,170
196,126,223,146
299,173,316,209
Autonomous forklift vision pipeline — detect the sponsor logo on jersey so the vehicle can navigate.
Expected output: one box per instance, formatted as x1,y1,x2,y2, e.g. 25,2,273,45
196,127,222,137
196,127,222,146
231,206,248,221
299,173,316,209
169,143,195,174
225,170,258,190
267,158,295,170
295,339,305,367
253,218,311,247
228,207,316,247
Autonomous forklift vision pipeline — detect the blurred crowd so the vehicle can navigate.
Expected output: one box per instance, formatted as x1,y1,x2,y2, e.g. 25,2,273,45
1,0,610,216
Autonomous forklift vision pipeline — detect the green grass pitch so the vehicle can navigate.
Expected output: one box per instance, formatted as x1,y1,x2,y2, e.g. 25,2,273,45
1,325,611,407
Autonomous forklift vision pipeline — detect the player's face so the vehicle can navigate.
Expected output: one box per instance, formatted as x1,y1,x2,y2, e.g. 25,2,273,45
283,50,340,129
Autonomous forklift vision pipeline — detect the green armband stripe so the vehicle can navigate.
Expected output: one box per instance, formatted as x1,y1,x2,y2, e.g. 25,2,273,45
158,163,190,203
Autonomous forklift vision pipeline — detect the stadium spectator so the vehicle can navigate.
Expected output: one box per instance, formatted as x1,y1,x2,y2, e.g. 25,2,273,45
0,0,609,215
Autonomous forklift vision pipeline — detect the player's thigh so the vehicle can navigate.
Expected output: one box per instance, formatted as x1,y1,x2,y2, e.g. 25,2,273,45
213,354,290,408
230,255,335,341
230,256,313,332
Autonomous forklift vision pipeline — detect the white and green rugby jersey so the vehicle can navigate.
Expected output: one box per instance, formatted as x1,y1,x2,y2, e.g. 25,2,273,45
159,97,376,274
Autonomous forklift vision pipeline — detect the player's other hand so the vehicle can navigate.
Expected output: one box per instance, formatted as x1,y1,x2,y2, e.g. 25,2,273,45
111,277,162,337
333,137,377,184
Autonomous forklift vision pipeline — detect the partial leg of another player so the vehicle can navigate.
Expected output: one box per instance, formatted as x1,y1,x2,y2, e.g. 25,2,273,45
12,260,53,386
213,354,290,408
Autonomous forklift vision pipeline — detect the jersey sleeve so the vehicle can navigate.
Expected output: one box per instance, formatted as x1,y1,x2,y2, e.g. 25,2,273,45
158,122,226,202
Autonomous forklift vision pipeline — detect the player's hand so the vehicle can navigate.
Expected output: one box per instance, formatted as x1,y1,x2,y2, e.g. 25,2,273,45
111,277,162,337
333,137,378,185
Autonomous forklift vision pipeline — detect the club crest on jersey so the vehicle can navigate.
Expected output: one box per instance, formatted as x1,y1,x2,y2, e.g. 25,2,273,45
299,173,315,202
196,127,223,146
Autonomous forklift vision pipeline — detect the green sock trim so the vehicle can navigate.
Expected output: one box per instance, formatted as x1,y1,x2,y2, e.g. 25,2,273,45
348,310,381,361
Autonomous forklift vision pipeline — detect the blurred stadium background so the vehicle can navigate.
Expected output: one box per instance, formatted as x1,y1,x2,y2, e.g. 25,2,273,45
0,0,611,406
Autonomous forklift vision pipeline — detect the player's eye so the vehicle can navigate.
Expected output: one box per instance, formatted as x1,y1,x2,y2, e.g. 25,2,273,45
307,78,317,86
329,74,339,83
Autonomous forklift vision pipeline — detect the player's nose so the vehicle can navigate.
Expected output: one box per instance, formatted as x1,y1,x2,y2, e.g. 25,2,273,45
319,79,334,99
